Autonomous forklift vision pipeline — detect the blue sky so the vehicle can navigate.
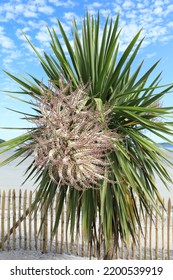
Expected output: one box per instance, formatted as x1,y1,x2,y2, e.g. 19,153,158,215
0,0,173,141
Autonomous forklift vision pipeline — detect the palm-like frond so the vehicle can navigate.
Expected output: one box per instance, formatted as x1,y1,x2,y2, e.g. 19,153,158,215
1,12,173,259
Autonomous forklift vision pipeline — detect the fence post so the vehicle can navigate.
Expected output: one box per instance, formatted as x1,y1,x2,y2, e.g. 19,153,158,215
144,210,148,259
50,201,53,252
60,204,65,254
29,191,32,250
42,199,48,254
162,199,165,260
149,206,153,260
34,191,38,250
167,199,171,260
12,190,16,250
23,190,27,250
7,190,11,249
1,190,5,250
155,200,159,260
172,204,173,254
44,200,48,254
55,192,59,253
18,189,22,249
138,205,142,260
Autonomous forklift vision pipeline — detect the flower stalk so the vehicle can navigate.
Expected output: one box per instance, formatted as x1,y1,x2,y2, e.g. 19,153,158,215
29,82,119,190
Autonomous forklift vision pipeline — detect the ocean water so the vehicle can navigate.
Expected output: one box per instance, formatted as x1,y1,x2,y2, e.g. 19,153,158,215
0,150,36,190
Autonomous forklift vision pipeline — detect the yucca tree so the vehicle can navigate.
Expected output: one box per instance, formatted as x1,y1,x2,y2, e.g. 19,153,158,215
1,12,173,259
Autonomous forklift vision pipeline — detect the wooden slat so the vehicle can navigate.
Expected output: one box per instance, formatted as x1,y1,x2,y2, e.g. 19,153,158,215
126,241,130,260
138,206,142,260
34,191,38,251
55,192,59,253
29,191,32,250
121,240,124,259
40,202,44,252
93,235,96,259
65,210,69,255
60,205,64,254
132,241,136,259
50,201,53,252
43,200,48,254
162,199,165,260
155,200,159,260
149,206,153,260
18,190,22,249
12,189,16,250
7,190,11,249
88,240,91,259
144,210,148,259
167,198,171,260
98,214,101,259
71,234,74,255
115,242,119,260
172,205,173,253
1,190,5,250
81,228,85,257
23,190,27,250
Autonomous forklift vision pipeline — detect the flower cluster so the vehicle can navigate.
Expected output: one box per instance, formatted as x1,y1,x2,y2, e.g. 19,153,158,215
30,82,119,190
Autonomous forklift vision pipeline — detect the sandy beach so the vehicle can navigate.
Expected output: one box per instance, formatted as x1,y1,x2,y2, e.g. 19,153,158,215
0,249,89,260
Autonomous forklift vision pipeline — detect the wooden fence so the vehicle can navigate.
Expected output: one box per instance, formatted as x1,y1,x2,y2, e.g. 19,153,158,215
0,189,173,259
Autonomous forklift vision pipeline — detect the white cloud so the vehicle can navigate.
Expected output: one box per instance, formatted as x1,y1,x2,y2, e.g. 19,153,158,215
165,4,173,15
147,26,167,41
85,2,103,16
87,2,102,8
23,10,37,18
120,22,141,41
15,4,25,13
167,21,173,28
50,17,71,34
100,9,111,18
154,6,163,15
123,0,135,9
35,26,51,47
146,52,157,59
159,34,173,42
2,49,22,67
48,0,76,8
112,4,124,15
85,8,97,16
0,1,54,22
125,10,137,19
38,5,54,15
16,27,31,41
137,3,145,9
114,0,123,3
21,41,44,59
0,3,13,13
164,0,171,3
153,0,164,6
63,12,80,23
4,12,16,21
0,26,15,48
27,19,48,30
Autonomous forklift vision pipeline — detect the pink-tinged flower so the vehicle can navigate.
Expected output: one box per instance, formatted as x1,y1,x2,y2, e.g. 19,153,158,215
29,82,119,190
